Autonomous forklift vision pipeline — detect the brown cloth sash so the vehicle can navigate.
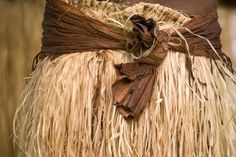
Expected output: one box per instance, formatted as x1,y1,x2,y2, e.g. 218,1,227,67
37,0,233,119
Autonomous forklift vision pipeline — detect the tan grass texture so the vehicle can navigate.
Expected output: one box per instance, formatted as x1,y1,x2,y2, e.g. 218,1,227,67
0,1,43,157
13,1,236,157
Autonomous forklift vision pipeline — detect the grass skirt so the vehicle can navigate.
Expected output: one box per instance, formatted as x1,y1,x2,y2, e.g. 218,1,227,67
14,1,236,156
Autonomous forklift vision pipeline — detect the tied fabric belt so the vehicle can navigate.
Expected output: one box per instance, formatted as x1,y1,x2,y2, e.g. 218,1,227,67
36,0,233,119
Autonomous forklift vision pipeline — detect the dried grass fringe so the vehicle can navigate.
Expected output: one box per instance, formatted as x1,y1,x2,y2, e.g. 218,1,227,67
14,1,236,157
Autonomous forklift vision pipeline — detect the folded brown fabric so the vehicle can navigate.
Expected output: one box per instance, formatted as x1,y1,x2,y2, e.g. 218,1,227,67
113,63,156,118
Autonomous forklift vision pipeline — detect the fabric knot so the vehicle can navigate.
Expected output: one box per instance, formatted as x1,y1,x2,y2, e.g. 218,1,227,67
127,15,158,58
126,15,171,66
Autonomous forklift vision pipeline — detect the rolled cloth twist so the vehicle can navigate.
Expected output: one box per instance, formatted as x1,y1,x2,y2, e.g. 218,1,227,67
38,0,232,118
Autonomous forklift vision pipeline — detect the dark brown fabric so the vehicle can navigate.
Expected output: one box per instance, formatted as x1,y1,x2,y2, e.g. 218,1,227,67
37,0,232,118
113,63,156,118
41,0,129,55
41,0,223,59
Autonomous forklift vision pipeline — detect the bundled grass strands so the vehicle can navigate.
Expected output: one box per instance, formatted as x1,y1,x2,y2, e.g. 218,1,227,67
14,0,236,156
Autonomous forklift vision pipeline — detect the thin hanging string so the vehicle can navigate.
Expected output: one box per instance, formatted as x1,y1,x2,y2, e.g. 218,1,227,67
158,22,195,77
182,27,224,63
